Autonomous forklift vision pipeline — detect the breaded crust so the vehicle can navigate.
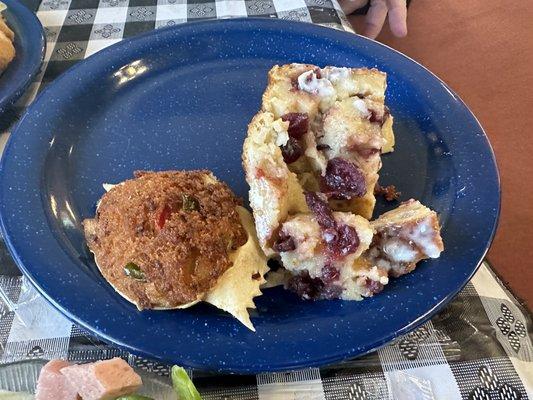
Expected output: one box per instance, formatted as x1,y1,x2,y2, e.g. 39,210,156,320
84,170,247,309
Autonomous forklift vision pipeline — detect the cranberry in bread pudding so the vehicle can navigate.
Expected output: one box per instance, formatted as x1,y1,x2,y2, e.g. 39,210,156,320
276,197,444,301
243,63,444,303
260,63,395,219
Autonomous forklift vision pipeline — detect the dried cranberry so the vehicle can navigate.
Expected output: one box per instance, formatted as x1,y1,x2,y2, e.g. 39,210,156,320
273,232,296,252
320,158,366,200
330,224,360,257
365,278,384,295
280,137,303,164
287,272,324,300
321,264,340,283
304,192,335,230
287,272,343,300
281,113,309,139
369,109,384,125
313,68,322,79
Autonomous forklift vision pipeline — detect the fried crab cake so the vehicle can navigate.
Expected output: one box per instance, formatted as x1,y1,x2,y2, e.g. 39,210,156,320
83,170,248,310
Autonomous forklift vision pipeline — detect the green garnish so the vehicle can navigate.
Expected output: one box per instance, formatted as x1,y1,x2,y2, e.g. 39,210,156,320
182,194,200,212
171,365,202,400
124,262,145,281
114,396,154,400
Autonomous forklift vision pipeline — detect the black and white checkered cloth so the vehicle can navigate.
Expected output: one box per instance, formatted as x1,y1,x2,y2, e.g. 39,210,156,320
0,1,532,398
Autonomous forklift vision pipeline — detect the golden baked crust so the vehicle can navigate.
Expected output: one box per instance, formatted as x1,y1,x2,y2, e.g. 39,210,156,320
84,170,247,309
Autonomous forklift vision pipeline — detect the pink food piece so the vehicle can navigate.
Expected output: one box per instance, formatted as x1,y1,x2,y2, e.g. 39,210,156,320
36,359,80,400
60,357,142,400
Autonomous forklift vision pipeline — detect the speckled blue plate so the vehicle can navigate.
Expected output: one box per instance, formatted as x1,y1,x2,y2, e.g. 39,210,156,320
0,0,45,111
0,19,500,373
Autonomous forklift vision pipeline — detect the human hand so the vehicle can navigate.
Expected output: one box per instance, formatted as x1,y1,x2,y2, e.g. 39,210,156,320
339,0,408,39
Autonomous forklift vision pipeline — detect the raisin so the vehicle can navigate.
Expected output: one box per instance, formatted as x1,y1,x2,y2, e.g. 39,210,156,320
287,272,324,300
287,272,342,300
281,137,303,164
365,278,384,295
273,232,296,252
321,264,340,283
330,224,360,257
304,191,335,229
281,113,309,139
320,158,366,200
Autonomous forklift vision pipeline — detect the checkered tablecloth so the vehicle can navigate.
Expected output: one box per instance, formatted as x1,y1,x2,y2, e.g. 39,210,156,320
0,1,532,399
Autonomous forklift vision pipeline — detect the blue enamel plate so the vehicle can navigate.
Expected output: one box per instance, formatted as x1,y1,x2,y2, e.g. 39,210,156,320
0,19,499,373
0,0,45,111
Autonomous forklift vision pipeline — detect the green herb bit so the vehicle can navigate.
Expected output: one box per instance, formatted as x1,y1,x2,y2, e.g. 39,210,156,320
182,194,200,212
124,262,145,281
171,365,202,400
114,395,154,400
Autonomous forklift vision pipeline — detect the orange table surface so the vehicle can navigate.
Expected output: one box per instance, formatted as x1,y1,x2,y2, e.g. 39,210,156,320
350,0,533,308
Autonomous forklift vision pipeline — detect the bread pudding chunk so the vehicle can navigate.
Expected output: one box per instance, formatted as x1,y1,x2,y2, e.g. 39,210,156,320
260,63,395,219
365,199,444,278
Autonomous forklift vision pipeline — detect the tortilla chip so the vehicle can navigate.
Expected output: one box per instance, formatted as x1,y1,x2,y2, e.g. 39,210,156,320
204,206,269,331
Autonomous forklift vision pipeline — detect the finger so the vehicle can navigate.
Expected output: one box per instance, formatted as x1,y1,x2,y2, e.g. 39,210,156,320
338,0,369,15
386,0,408,37
363,0,388,39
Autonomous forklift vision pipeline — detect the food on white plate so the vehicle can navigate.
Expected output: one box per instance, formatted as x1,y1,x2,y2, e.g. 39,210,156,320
84,170,268,330
243,64,444,301
34,360,203,400
0,3,15,75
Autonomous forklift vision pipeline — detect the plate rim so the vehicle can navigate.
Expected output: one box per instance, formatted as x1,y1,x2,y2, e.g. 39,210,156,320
0,17,501,373
0,0,46,111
